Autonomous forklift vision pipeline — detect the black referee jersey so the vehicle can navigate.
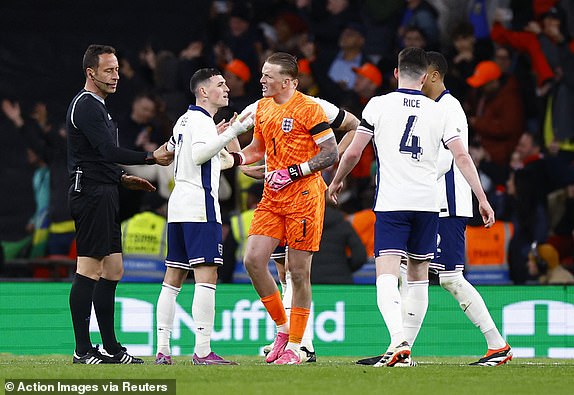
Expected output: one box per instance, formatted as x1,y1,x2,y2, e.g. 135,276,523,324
66,90,149,185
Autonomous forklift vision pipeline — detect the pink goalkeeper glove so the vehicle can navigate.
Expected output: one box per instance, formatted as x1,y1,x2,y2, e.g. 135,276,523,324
265,164,306,191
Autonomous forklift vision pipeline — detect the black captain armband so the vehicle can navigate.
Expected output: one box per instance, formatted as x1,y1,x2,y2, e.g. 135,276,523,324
145,151,157,165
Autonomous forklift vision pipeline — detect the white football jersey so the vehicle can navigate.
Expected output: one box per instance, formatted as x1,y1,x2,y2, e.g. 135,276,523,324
241,95,340,125
359,89,460,212
168,105,222,224
435,91,473,218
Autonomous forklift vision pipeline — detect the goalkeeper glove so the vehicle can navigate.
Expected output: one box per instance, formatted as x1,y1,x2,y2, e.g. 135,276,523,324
265,163,311,191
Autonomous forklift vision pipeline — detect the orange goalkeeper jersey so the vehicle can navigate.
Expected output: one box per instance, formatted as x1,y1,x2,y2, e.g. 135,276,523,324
254,90,334,205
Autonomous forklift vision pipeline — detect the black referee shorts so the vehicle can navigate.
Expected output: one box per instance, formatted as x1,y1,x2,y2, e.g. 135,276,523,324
69,183,122,257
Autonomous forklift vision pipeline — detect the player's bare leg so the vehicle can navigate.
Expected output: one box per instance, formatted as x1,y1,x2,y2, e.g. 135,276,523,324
273,247,313,365
244,235,289,362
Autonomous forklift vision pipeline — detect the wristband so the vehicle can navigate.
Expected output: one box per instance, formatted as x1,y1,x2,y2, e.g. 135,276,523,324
230,152,246,167
299,161,312,176
145,151,156,165
287,162,311,180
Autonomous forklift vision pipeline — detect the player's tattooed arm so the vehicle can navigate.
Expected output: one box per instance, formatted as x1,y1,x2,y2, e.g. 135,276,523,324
308,136,338,172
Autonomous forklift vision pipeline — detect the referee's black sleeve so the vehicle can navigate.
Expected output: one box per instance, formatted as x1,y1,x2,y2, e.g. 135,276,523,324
74,99,148,165
96,142,147,164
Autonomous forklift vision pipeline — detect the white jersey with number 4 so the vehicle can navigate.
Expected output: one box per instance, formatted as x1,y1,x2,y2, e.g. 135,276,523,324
168,105,222,224
435,90,472,218
358,88,460,212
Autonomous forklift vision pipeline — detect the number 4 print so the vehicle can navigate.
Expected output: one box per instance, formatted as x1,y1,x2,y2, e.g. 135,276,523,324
399,115,422,160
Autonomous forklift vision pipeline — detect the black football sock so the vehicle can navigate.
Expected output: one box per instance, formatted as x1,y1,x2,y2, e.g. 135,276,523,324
93,277,121,354
69,273,97,355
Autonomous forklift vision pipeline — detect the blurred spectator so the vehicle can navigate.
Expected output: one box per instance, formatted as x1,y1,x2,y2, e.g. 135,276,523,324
493,45,513,74
120,191,168,282
271,11,308,54
43,124,76,257
311,203,367,284
7,100,76,257
398,0,440,50
492,5,574,153
219,1,266,91
118,94,161,152
178,40,212,103
153,50,189,127
466,0,495,60
0,99,37,260
297,59,320,96
328,23,368,91
359,0,404,63
306,0,362,53
507,132,551,284
527,242,574,284
223,58,257,113
465,60,525,167
402,25,428,49
117,94,163,222
107,51,153,117
121,191,168,260
377,25,427,89
311,22,368,104
26,147,49,258
346,208,376,260
491,5,556,89
445,21,480,101
351,62,383,106
547,179,574,265
467,139,510,225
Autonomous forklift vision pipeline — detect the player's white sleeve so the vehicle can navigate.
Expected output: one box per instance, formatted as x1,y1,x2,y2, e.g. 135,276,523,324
440,107,461,146
357,97,378,136
191,114,253,165
436,145,453,179
310,96,340,124
241,101,259,119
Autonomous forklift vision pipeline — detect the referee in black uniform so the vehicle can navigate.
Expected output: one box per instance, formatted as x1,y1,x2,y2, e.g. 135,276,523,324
67,44,172,364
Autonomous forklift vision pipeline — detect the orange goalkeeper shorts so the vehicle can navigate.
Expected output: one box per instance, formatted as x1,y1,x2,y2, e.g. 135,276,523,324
249,189,325,252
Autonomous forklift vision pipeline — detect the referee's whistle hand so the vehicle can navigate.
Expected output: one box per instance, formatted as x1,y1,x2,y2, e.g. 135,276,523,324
154,143,174,166
121,174,157,192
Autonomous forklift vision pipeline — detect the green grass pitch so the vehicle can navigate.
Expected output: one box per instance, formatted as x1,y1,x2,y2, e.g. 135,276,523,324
1,355,573,395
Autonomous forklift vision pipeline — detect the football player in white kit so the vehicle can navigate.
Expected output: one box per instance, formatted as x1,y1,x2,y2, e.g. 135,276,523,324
357,51,512,367
328,47,495,367
414,51,511,366
154,68,252,365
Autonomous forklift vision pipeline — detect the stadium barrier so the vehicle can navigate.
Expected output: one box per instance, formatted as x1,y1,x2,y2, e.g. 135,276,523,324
465,221,513,284
0,283,572,358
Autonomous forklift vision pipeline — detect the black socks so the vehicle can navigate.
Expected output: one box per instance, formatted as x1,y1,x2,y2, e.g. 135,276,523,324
69,273,97,355
93,277,121,354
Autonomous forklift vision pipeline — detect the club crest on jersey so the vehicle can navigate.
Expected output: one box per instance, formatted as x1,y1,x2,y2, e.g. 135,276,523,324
281,118,294,133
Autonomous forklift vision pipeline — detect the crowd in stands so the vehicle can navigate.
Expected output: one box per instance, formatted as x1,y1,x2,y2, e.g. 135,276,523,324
1,0,574,285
